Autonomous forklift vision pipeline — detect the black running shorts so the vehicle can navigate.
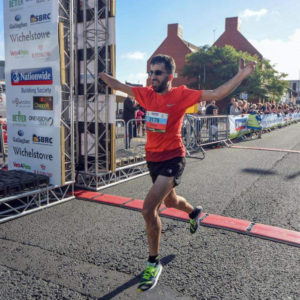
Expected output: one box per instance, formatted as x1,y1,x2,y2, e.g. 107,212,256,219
147,157,186,187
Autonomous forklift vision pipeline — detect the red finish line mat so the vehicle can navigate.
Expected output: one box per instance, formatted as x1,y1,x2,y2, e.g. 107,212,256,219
200,214,252,233
249,223,300,247
75,190,300,247
231,145,300,153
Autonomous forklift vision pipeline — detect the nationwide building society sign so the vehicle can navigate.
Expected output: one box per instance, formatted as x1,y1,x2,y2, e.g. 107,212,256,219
4,0,63,185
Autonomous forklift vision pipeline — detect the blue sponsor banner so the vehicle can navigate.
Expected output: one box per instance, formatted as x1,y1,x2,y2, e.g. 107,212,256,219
229,113,300,138
11,67,53,85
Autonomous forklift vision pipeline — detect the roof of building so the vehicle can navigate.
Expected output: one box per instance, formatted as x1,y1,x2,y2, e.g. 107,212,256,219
182,40,199,52
213,17,263,59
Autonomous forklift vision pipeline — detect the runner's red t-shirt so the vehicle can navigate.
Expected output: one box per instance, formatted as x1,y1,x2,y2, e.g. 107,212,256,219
132,86,202,162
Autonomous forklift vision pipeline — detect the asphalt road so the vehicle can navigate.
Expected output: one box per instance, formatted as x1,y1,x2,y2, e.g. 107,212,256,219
0,123,300,300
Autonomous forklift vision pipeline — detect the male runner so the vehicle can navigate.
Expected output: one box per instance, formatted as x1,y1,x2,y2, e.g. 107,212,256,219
99,54,256,292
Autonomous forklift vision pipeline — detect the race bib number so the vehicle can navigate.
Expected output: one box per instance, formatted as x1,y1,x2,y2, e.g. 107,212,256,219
146,111,168,133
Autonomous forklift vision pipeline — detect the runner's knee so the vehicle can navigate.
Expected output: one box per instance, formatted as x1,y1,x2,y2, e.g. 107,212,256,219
164,194,177,208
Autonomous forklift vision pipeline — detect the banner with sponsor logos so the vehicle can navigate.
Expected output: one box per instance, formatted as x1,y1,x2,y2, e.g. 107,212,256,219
229,113,300,139
4,0,62,185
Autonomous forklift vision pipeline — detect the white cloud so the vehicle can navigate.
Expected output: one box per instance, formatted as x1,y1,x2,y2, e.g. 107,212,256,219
122,51,146,60
250,28,300,79
240,8,268,20
126,72,148,84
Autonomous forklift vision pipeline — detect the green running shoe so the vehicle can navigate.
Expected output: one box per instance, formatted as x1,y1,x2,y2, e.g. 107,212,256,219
138,261,163,292
190,206,203,234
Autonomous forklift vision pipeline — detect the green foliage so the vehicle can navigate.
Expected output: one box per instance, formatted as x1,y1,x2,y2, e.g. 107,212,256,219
182,45,288,102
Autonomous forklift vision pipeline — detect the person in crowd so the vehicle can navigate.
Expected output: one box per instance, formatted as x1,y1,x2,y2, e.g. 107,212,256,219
230,99,242,115
123,96,137,148
198,101,206,116
99,54,256,292
136,105,145,136
205,100,218,115
227,97,236,114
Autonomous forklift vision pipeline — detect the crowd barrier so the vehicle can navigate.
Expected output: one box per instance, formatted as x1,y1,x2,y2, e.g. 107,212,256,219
183,115,230,153
229,113,300,139
115,115,231,160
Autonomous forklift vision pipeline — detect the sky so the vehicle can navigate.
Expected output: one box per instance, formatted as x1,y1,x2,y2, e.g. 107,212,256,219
1,0,300,85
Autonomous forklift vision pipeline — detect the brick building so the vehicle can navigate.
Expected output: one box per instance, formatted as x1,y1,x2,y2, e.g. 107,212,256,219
146,18,264,112
213,17,262,59
146,23,199,87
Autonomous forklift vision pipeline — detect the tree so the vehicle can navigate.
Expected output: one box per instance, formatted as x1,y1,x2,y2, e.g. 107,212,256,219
182,45,288,103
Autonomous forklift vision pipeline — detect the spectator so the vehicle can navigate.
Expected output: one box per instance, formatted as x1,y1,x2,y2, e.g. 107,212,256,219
206,100,218,115
227,97,236,114
206,101,219,141
136,105,145,136
230,99,242,115
123,96,137,148
198,101,206,116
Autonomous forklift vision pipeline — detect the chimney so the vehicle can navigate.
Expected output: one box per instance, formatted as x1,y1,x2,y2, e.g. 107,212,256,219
168,23,183,39
225,17,240,32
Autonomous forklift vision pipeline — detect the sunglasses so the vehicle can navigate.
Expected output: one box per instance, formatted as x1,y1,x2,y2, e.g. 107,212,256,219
148,70,167,76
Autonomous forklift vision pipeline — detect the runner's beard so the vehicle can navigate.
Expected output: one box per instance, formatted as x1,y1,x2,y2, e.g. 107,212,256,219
152,77,169,93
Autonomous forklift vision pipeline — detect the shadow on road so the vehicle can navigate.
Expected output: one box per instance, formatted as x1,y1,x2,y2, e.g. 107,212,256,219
285,171,300,180
97,254,176,300
241,168,278,175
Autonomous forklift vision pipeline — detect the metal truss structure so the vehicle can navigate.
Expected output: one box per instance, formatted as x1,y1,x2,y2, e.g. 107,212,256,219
0,184,73,224
74,0,146,191
76,161,148,191
0,0,75,222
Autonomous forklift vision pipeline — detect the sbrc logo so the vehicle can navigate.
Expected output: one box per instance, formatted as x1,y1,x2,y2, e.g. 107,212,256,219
32,134,53,145
11,67,53,86
30,13,51,24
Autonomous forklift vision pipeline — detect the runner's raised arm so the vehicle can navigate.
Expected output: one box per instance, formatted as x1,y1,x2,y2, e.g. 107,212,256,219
201,58,256,101
99,72,134,97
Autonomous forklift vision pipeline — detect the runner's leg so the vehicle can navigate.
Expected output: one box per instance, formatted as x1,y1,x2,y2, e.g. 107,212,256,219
142,175,174,256
164,188,194,214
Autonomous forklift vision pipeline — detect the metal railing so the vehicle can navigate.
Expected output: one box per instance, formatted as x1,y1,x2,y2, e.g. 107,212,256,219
115,115,231,161
182,114,231,154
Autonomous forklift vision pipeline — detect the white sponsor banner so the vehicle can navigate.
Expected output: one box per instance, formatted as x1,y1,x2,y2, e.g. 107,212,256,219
4,0,62,185
7,125,61,183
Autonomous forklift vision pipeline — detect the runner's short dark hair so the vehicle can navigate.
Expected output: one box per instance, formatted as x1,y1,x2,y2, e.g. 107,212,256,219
150,54,176,75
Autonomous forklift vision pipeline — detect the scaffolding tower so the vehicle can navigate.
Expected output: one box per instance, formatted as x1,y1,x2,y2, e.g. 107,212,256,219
75,0,148,190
